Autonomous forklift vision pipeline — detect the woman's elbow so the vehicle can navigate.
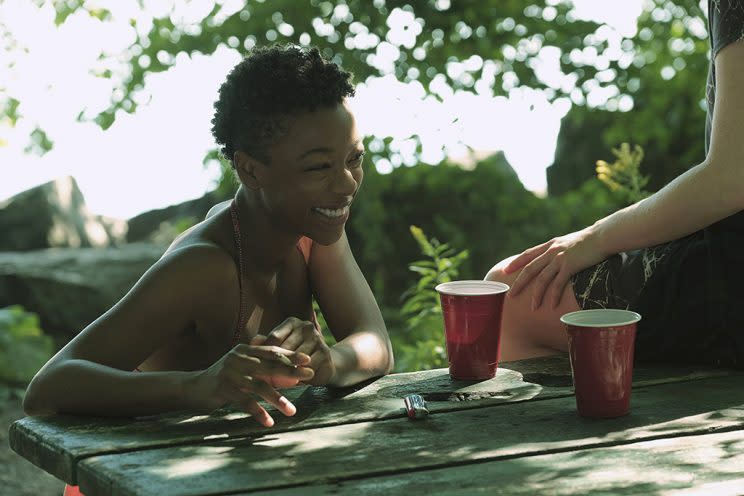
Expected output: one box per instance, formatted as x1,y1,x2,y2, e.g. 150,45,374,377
382,338,395,375
22,387,50,416
22,373,58,416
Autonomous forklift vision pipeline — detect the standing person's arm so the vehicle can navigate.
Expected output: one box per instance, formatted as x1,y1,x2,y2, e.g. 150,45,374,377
504,39,744,310
23,245,313,426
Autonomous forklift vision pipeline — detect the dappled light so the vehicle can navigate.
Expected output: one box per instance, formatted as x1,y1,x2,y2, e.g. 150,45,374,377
176,415,211,425
1,0,710,213
8,354,744,494
4,1,744,495
147,446,235,480
65,373,744,494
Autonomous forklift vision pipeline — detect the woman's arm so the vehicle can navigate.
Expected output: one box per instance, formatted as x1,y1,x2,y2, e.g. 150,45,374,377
505,39,744,309
595,39,744,255
22,245,236,416
23,244,310,421
309,231,394,387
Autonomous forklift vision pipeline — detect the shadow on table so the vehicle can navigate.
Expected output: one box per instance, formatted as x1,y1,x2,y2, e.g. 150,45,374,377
98,374,744,496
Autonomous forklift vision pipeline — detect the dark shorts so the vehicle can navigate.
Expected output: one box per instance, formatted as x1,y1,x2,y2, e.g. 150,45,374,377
570,243,674,312
570,231,742,368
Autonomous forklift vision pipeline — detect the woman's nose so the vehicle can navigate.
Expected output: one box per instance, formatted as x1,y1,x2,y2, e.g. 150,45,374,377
332,167,358,195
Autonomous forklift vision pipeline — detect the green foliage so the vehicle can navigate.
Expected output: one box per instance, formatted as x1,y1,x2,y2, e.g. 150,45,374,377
4,1,710,201
202,149,239,199
1,97,20,128
312,299,337,347
549,0,708,194
23,127,54,156
595,143,650,205
402,226,469,328
96,0,603,132
173,216,197,234
148,216,198,245
348,151,621,311
393,225,468,372
0,306,53,399
544,175,622,231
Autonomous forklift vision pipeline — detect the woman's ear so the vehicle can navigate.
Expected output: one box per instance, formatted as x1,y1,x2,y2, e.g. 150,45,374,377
233,151,262,190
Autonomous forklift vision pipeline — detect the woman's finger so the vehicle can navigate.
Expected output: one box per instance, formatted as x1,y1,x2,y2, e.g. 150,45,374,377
548,270,570,309
509,254,551,297
218,385,275,427
308,349,328,370
531,263,560,310
503,241,552,275
295,326,321,356
229,348,313,379
240,344,311,367
240,376,297,417
278,323,315,351
264,318,313,347
252,359,315,381
239,397,275,427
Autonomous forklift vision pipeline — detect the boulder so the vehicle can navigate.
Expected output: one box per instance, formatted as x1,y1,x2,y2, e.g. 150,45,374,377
126,191,227,244
0,177,127,251
0,243,164,344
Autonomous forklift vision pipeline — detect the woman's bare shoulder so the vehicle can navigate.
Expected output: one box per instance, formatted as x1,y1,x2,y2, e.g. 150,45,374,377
147,209,238,296
205,200,232,219
165,202,236,260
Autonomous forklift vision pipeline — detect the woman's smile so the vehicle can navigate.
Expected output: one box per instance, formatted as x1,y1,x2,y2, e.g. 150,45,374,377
312,204,350,224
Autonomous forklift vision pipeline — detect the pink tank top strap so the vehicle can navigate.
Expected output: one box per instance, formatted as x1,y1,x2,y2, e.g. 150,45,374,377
296,236,313,264
295,237,320,329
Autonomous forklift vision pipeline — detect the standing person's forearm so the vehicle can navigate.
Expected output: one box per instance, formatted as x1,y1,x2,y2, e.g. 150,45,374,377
23,360,197,417
593,159,744,256
329,331,394,387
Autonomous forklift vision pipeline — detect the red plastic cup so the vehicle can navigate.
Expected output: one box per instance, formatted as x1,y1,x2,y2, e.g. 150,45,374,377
560,309,641,418
435,280,509,380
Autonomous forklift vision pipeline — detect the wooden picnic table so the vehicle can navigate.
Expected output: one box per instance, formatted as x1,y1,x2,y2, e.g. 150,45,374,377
9,355,744,495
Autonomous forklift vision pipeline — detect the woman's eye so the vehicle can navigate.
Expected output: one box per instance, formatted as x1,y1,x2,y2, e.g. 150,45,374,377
305,163,330,172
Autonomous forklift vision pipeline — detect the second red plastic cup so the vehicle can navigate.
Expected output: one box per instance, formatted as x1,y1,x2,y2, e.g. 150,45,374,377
435,280,509,380
561,309,641,418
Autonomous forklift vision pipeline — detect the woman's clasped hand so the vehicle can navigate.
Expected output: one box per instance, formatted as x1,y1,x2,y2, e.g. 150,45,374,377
189,316,345,427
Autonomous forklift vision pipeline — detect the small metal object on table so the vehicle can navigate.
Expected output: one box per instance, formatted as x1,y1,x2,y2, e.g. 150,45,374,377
404,393,429,419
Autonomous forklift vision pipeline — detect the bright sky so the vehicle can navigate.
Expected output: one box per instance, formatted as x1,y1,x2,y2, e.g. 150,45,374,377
0,0,644,219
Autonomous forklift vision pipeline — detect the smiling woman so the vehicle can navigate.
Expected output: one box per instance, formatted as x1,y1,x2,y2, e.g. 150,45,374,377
19,44,394,496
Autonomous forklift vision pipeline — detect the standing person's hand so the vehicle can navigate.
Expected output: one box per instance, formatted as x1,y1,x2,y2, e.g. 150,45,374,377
189,343,314,427
260,317,337,386
503,226,608,310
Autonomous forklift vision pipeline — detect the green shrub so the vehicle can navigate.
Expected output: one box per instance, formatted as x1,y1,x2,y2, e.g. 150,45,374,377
595,143,650,205
0,305,53,399
392,226,468,372
348,152,623,310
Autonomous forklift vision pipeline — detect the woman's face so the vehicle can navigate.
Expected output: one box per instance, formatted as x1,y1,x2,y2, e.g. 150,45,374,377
255,102,364,246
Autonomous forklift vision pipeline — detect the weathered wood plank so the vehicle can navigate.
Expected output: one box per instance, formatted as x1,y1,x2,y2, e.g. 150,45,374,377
258,432,744,496
8,355,735,484
76,374,744,496
249,429,744,496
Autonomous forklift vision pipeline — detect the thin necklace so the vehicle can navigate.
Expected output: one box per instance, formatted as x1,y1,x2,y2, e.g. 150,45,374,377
229,197,247,346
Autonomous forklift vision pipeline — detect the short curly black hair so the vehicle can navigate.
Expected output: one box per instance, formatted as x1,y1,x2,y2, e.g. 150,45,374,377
211,44,355,164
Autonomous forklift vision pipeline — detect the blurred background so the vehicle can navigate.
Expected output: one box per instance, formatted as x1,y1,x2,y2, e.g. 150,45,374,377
0,0,711,492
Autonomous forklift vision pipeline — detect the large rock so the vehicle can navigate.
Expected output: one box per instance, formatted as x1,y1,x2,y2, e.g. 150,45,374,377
0,177,127,251
0,243,164,344
546,108,612,196
126,191,227,244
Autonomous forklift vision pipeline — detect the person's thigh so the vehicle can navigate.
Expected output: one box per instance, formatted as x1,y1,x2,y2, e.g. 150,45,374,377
485,255,580,361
